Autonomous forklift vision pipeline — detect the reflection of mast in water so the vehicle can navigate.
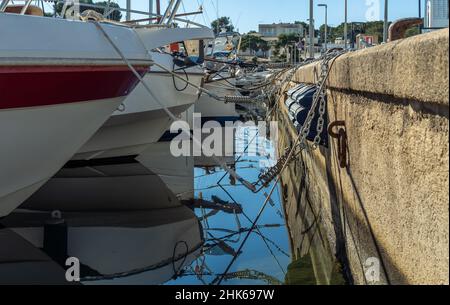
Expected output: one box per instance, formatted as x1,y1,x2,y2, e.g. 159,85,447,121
185,259,284,286
213,269,283,285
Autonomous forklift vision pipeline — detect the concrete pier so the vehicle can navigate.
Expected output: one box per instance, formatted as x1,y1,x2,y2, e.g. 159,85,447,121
276,29,449,285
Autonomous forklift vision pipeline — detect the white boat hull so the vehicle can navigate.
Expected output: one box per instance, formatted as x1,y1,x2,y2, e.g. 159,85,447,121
0,98,124,217
75,53,204,160
0,13,152,217
196,79,239,122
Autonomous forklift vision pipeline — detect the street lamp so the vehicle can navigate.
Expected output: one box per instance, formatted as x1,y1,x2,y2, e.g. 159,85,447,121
344,0,348,49
318,4,328,52
126,0,131,21
149,0,153,24
309,0,315,58
383,0,389,43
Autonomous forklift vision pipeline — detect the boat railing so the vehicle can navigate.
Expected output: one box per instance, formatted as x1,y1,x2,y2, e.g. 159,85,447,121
0,0,34,13
1,0,210,30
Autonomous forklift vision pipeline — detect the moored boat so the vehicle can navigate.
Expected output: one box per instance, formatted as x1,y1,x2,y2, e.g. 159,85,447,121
74,26,215,160
0,11,152,217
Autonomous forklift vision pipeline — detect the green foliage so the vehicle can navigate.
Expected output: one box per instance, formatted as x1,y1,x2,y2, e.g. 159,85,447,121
284,255,346,285
276,33,300,48
364,21,386,41
315,21,388,45
272,48,280,57
95,1,122,21
294,21,319,38
240,34,269,56
284,255,316,285
294,21,308,28
54,0,122,21
405,26,421,38
211,17,235,35
318,24,333,43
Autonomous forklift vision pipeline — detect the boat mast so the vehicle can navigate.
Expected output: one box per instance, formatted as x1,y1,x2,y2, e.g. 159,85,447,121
149,0,153,24
156,0,161,23
159,0,176,24
0,0,9,12
309,0,314,58
126,0,131,21
383,0,389,43
167,0,182,25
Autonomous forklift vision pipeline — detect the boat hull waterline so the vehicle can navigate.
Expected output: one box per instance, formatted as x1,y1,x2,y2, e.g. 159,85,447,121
75,64,204,160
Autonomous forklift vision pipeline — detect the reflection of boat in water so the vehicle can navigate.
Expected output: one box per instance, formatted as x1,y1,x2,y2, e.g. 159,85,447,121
138,141,195,201
137,107,195,201
2,205,204,285
0,227,69,285
139,105,237,200
21,161,182,211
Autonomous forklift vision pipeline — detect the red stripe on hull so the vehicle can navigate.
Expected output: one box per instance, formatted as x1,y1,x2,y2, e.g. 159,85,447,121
0,65,148,110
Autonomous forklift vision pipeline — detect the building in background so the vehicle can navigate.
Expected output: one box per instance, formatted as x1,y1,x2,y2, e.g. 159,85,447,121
356,34,379,49
425,0,449,29
258,23,305,42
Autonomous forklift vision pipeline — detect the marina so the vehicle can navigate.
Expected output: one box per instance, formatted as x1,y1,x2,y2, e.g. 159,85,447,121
0,0,448,290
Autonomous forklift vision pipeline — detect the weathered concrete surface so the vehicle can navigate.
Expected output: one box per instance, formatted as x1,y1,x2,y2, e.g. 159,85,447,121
277,29,449,285
293,28,449,106
278,104,350,285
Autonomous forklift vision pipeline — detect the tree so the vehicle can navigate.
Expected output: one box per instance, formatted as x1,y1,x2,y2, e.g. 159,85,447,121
240,34,269,57
405,27,420,38
54,0,122,21
276,33,300,48
95,1,122,21
211,17,235,35
318,24,333,44
364,21,385,42
295,21,309,37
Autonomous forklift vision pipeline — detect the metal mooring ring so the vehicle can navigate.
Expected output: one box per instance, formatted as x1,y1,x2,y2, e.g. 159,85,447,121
328,121,348,169
328,121,346,139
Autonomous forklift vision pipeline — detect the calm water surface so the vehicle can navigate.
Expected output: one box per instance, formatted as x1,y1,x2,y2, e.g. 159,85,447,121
167,127,290,285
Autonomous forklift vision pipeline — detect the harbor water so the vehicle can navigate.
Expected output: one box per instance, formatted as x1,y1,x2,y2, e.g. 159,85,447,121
84,125,345,285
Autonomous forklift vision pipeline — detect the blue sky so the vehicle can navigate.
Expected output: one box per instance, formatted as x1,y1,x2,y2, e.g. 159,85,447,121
116,0,421,33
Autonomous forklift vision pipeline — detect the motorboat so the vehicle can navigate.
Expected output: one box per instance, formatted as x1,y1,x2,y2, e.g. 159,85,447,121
17,22,214,211
196,31,244,124
73,26,215,160
0,9,152,217
195,78,240,125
